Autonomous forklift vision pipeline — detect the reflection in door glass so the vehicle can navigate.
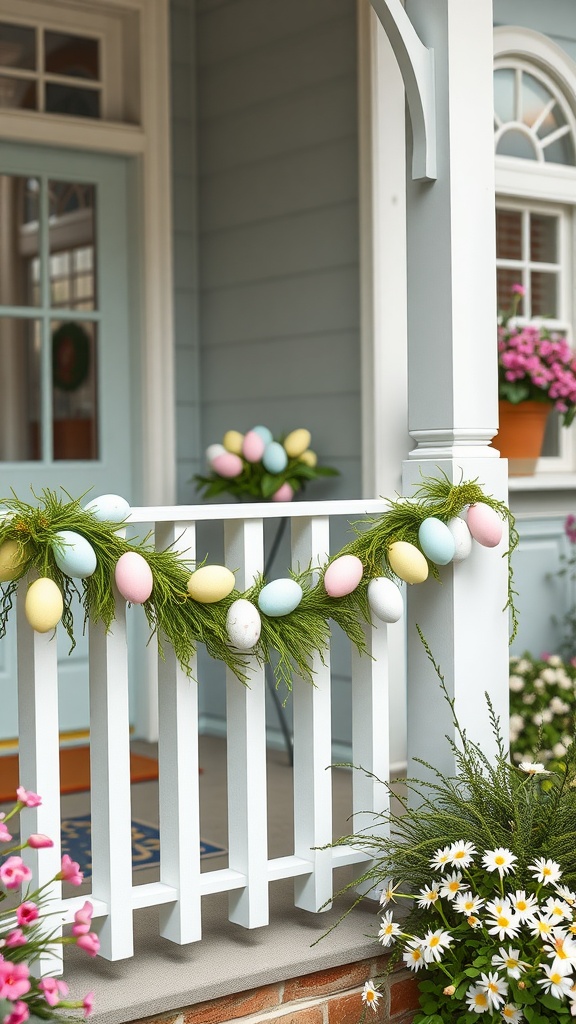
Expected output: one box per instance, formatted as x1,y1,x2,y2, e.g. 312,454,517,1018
0,175,40,307
0,318,41,461
48,181,96,310
51,320,98,460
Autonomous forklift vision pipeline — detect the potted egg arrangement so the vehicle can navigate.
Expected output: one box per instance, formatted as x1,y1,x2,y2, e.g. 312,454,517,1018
194,425,339,502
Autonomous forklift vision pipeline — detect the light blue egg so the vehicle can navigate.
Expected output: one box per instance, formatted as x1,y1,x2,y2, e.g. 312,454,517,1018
262,441,288,474
84,494,130,524
251,425,273,445
53,530,97,579
418,517,456,566
257,578,303,617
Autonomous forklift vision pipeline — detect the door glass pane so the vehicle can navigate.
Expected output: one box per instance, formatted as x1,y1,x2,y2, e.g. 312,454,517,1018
0,317,41,461
530,215,557,264
496,209,522,260
0,23,36,70
48,181,96,310
0,175,40,307
531,271,557,317
52,319,98,460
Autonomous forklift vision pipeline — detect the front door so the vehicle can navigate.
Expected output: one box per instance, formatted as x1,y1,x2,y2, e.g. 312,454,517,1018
0,143,135,743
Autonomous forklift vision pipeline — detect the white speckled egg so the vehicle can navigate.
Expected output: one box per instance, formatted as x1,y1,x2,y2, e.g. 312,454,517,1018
84,494,130,524
25,577,63,633
115,551,153,604
324,555,363,598
446,516,473,561
387,541,429,584
251,425,273,446
258,578,303,617
211,451,244,478
0,539,25,582
418,517,455,566
187,565,235,604
283,428,311,459
262,441,288,474
226,598,261,651
53,530,97,579
206,443,226,463
367,577,403,623
222,431,244,455
466,503,503,548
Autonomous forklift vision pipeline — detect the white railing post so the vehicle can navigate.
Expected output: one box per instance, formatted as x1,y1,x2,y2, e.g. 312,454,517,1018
290,516,334,912
156,521,202,944
89,593,134,960
224,517,269,929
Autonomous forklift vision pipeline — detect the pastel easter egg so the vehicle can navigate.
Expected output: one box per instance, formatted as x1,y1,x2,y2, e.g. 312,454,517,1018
206,443,226,463
387,541,429,584
446,516,473,562
187,565,235,604
299,449,318,468
251,425,273,446
324,555,363,598
53,530,97,579
367,577,404,623
25,578,63,633
84,494,130,524
0,539,25,583
211,451,244,478
222,430,244,455
114,551,153,604
271,482,294,502
242,430,266,463
258,578,303,617
418,517,455,566
226,598,262,651
283,428,311,459
262,441,288,474
466,503,503,548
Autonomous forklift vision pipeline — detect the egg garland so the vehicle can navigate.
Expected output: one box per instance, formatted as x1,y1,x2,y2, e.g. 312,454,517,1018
0,476,519,688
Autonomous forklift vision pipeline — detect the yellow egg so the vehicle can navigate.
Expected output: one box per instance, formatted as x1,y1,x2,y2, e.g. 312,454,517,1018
187,565,236,604
25,578,64,633
284,428,311,459
223,430,244,455
0,539,25,583
299,449,318,468
387,541,429,584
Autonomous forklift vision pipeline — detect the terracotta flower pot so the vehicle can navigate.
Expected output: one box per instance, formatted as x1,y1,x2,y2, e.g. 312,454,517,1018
493,399,551,475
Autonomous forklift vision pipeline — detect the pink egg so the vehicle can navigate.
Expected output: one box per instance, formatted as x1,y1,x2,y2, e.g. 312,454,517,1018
115,551,154,604
324,554,364,598
271,482,294,502
211,452,244,478
242,430,266,463
466,503,503,548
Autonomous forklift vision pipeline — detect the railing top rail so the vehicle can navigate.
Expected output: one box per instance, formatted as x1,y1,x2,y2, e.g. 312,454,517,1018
127,498,391,524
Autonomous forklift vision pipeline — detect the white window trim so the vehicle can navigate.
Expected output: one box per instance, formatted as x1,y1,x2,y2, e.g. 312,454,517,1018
0,0,175,505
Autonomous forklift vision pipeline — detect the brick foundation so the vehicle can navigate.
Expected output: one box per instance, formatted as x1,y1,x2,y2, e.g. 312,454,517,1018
128,956,419,1024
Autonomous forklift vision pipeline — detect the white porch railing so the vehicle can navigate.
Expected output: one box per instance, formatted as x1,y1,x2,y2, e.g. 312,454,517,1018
15,499,393,966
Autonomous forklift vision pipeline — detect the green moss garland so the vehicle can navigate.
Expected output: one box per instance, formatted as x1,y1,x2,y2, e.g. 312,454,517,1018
0,475,518,689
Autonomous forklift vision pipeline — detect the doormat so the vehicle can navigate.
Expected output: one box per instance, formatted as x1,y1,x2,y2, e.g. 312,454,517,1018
0,747,159,804
60,814,226,879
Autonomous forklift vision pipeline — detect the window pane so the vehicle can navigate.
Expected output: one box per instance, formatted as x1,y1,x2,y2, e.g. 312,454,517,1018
530,214,557,264
543,134,575,166
531,271,557,318
45,82,100,119
497,268,524,316
0,23,36,70
540,410,560,458
0,76,36,110
52,320,98,460
496,129,538,160
496,209,522,260
0,317,41,461
522,72,552,130
45,32,99,81
494,68,515,124
48,181,96,311
0,175,40,308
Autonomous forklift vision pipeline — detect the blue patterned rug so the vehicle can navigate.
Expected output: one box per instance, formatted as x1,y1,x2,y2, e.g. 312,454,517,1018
60,814,226,879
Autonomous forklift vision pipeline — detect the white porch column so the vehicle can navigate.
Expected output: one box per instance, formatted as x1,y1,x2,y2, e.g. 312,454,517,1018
400,0,509,776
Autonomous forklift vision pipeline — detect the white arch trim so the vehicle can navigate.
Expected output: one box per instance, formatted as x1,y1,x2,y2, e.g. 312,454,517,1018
494,26,576,116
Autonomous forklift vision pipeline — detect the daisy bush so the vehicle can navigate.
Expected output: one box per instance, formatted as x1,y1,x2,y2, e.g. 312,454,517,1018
509,653,576,771
0,788,98,1024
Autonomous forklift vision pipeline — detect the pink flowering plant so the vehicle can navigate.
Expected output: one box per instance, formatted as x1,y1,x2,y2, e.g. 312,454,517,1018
498,284,576,426
0,788,98,1024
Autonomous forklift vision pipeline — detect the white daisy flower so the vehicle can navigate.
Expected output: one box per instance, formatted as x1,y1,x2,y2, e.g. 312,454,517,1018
544,895,572,921
519,761,550,775
528,914,556,940
486,905,521,941
448,840,476,868
509,890,539,921
530,857,562,885
402,941,425,972
379,880,400,907
479,971,508,1009
467,914,482,929
378,910,400,947
454,891,484,917
416,882,441,908
439,871,464,900
361,981,381,1012
422,928,453,963
501,1003,523,1023
482,847,517,877
555,884,576,905
544,934,576,965
430,845,452,872
537,959,574,1000
491,946,526,980
465,985,490,1014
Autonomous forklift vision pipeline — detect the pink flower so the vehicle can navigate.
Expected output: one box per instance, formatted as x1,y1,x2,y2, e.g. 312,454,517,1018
0,961,30,1000
0,822,12,843
15,787,41,808
38,978,69,1007
75,932,100,957
4,931,26,949
26,834,53,850
0,858,32,891
511,283,526,296
83,992,95,1017
72,901,94,936
16,902,38,927
565,514,576,544
57,855,83,886
2,1001,29,1024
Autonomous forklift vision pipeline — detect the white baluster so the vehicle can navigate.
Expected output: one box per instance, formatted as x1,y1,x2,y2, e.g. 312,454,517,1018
156,521,202,943
291,516,333,912
224,518,268,928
